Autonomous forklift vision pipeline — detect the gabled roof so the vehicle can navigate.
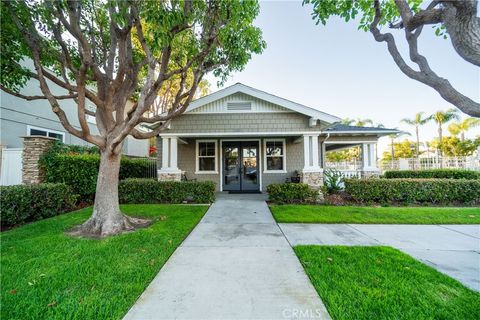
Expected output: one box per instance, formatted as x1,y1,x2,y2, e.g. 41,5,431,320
185,83,341,123
324,124,400,135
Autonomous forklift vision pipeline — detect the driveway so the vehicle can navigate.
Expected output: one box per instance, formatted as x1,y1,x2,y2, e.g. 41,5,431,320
124,194,330,320
280,223,480,291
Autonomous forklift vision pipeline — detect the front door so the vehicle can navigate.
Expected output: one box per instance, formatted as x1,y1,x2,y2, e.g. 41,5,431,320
223,141,259,192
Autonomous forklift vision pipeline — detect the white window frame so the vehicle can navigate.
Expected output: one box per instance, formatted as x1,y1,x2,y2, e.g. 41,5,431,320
27,125,65,143
263,139,286,173
195,139,218,174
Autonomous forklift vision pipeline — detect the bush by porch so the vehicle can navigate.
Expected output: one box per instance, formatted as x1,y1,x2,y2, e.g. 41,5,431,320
119,179,216,204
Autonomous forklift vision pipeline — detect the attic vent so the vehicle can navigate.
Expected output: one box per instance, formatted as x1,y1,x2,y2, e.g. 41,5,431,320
227,102,252,111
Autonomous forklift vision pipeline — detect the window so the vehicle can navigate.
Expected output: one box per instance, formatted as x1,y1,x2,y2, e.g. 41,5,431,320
264,139,286,172
196,140,218,173
27,126,65,142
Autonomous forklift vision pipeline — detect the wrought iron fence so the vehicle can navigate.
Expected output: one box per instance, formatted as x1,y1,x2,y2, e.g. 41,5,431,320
124,156,157,179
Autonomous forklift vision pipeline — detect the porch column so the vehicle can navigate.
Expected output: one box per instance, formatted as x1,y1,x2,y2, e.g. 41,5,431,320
320,141,326,169
170,136,178,170
303,134,320,170
158,136,181,181
300,134,323,189
361,143,379,178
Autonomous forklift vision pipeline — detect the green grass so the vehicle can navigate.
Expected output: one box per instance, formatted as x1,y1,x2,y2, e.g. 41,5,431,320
1,204,208,320
270,205,480,224
294,246,480,320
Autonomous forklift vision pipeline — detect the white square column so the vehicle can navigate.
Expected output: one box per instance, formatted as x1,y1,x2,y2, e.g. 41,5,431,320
158,136,181,181
301,134,323,189
361,143,378,170
303,134,321,171
161,137,170,169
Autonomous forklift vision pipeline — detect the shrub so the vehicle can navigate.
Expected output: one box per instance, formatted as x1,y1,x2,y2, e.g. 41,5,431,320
384,169,480,180
344,178,480,205
118,179,216,204
41,153,157,199
267,183,318,204
323,169,345,194
0,183,77,228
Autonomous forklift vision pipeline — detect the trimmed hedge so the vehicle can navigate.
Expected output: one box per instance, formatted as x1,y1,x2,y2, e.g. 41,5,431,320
119,179,216,204
41,154,156,199
0,183,77,228
384,169,480,180
345,178,480,204
267,183,319,204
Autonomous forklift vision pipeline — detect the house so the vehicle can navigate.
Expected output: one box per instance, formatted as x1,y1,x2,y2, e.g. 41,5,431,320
0,61,149,186
0,61,149,156
157,83,398,192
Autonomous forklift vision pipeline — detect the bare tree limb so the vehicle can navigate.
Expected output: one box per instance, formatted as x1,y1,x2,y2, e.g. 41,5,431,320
0,85,77,100
370,0,480,117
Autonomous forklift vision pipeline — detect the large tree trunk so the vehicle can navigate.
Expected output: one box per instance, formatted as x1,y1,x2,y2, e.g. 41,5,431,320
443,0,480,67
68,147,150,238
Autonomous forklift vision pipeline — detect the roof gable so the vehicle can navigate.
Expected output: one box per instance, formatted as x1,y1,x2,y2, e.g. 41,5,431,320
185,83,340,123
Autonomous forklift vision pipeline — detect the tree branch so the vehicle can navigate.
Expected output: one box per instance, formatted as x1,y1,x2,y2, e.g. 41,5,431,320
370,0,480,117
0,85,78,100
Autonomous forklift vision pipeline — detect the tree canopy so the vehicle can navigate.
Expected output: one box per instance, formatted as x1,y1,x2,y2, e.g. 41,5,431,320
0,0,265,237
304,0,480,117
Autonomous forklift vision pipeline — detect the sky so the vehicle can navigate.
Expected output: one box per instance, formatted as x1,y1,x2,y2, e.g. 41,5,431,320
205,0,480,154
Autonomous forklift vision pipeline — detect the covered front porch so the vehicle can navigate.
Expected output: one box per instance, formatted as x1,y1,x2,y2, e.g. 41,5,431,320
156,131,383,191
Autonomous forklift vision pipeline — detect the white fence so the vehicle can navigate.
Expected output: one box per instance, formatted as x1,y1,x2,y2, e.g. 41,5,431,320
380,156,480,172
0,148,23,186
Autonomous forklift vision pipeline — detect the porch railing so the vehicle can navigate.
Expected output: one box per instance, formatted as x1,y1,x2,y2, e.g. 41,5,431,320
379,156,480,172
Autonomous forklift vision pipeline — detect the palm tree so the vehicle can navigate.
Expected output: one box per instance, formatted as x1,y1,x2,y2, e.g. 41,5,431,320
447,118,480,142
354,118,373,127
386,130,410,160
431,109,459,158
341,118,355,125
400,112,432,159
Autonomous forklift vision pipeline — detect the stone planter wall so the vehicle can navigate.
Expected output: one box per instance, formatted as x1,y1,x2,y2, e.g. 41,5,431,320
22,136,56,184
299,170,324,189
158,171,182,182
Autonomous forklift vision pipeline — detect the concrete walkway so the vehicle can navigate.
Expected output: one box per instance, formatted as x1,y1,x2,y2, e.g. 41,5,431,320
124,194,330,320
280,223,480,291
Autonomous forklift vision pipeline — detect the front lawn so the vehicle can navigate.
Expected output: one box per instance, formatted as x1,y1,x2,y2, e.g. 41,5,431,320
270,205,480,224
295,246,480,320
1,204,208,320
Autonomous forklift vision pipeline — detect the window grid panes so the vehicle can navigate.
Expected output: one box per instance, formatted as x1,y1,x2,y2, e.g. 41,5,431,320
198,142,216,172
29,127,64,142
265,140,285,171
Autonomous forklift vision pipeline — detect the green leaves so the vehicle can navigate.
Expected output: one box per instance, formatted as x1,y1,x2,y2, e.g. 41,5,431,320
267,183,319,204
0,183,78,228
345,178,480,205
118,179,216,204
303,0,424,32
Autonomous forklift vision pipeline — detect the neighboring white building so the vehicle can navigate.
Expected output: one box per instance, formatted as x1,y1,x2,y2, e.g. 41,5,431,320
0,61,149,185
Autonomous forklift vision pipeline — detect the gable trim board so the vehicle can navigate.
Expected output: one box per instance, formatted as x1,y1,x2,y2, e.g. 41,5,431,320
160,131,394,138
185,83,340,123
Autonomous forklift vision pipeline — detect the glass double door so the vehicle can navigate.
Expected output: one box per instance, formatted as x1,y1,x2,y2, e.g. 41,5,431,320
223,141,259,192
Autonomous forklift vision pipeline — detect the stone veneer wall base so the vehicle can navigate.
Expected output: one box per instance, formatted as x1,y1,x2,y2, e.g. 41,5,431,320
158,171,182,182
21,136,56,184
